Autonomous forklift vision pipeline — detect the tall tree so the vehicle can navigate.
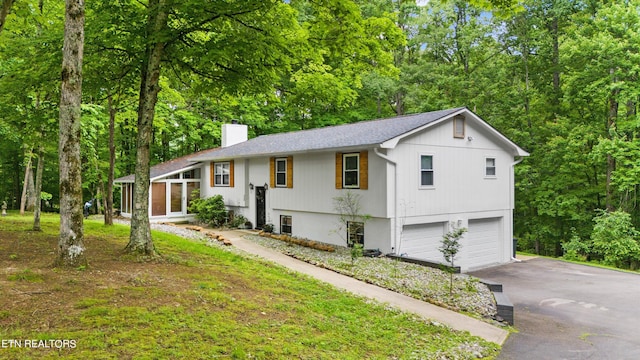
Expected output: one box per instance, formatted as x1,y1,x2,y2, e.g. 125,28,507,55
32,146,44,230
56,0,86,266
0,0,14,34
126,0,168,255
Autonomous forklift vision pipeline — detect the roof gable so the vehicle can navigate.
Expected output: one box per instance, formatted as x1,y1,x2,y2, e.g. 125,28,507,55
380,108,529,157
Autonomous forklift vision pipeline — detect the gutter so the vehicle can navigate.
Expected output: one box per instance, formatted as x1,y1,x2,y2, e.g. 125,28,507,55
373,147,399,255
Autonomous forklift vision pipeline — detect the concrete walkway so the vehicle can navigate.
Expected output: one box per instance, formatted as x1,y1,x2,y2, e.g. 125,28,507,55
216,230,509,345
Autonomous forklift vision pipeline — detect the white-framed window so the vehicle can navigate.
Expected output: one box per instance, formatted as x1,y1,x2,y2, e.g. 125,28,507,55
183,168,201,179
343,153,360,188
275,158,287,187
420,155,434,187
453,116,465,138
485,158,496,177
214,162,230,186
280,215,292,235
347,221,364,247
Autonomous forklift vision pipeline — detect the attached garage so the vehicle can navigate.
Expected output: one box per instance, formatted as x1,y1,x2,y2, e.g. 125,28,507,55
461,217,503,270
400,222,446,262
399,217,504,271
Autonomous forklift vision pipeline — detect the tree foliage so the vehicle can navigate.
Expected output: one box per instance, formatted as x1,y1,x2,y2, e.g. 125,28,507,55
591,210,640,269
3,0,640,270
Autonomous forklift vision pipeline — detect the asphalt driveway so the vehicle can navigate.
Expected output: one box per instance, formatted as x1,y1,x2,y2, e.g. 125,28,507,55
470,257,640,360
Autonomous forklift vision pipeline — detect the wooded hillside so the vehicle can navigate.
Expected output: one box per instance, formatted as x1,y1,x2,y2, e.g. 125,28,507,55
1,0,639,266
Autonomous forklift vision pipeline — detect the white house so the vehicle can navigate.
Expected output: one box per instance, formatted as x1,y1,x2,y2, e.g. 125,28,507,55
116,107,528,271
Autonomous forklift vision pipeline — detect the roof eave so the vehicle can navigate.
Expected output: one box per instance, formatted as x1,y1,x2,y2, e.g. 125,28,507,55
191,145,378,162
149,162,203,182
463,111,530,157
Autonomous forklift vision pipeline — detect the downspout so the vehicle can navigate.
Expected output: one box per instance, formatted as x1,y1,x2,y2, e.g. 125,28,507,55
374,147,399,255
510,156,524,262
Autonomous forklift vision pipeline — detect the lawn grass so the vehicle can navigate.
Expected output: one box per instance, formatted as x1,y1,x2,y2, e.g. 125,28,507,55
0,213,499,359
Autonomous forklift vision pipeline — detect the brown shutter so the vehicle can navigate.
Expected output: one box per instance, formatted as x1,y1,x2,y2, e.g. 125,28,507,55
335,152,343,189
229,160,235,187
210,162,215,187
360,150,368,190
287,156,293,188
269,157,275,188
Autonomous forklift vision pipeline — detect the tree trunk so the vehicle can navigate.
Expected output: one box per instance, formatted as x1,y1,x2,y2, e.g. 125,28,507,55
19,154,32,215
549,15,561,115
104,93,116,225
606,69,619,212
56,0,86,267
33,147,44,231
394,91,404,116
0,0,14,34
126,0,168,255
95,158,104,215
25,162,36,211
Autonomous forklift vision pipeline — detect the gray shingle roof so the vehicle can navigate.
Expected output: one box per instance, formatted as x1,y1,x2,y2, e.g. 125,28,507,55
190,107,465,161
115,148,219,182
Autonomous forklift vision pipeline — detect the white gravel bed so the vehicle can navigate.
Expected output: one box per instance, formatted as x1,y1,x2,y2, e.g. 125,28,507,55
247,234,498,321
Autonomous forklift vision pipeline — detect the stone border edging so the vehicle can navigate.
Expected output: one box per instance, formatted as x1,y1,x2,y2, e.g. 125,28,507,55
478,279,514,325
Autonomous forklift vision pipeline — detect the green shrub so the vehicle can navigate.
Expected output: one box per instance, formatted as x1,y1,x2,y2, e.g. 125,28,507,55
228,214,248,229
262,223,274,233
591,210,640,269
188,194,227,227
562,228,591,261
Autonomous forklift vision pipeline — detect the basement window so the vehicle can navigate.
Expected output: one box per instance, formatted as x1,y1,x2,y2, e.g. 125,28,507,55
280,215,292,235
347,221,364,247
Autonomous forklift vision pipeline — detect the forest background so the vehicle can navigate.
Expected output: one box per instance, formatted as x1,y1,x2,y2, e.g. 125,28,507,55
1,0,640,268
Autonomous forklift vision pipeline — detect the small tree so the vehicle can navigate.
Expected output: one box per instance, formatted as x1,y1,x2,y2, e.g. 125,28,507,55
440,223,467,296
333,191,370,265
562,227,591,262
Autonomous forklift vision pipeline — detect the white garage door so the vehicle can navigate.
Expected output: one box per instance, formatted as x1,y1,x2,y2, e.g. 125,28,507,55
463,218,502,270
401,222,446,262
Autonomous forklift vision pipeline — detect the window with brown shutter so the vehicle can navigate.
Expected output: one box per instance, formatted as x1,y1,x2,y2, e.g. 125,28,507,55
271,156,293,188
212,161,234,187
336,151,368,190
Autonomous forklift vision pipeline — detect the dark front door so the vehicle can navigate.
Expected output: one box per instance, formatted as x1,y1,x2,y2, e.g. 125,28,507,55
256,186,266,229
